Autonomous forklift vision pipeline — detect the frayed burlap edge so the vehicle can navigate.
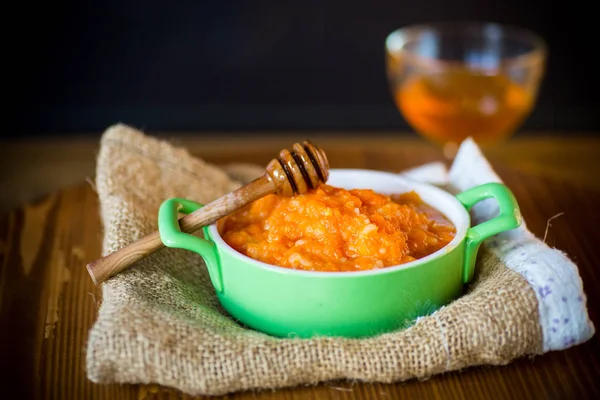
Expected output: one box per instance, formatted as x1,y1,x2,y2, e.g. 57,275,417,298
85,124,543,396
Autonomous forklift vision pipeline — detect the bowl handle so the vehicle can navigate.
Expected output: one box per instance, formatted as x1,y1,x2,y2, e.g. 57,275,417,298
455,182,523,284
158,198,223,293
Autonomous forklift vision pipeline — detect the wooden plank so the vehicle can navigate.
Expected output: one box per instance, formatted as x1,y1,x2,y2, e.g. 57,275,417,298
1,134,599,214
0,137,599,399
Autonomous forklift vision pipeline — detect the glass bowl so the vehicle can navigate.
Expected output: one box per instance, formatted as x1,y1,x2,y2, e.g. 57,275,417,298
385,22,547,155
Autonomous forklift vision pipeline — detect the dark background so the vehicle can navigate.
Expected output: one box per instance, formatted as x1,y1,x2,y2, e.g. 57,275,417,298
5,0,599,138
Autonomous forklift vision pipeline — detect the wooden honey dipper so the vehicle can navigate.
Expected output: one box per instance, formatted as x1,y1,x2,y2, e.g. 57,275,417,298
86,140,330,285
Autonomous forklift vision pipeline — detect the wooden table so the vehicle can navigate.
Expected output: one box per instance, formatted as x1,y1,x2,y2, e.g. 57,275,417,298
1,133,599,399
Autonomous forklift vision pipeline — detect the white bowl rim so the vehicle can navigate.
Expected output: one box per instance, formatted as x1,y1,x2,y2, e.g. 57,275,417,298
208,168,470,277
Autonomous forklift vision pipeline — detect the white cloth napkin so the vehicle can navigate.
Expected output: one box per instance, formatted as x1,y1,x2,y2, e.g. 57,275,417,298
399,138,595,352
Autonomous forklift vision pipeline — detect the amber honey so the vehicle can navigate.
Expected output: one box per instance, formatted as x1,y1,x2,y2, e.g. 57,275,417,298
395,70,534,146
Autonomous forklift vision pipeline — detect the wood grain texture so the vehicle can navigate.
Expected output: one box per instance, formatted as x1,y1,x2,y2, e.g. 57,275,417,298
2,134,600,214
1,135,599,399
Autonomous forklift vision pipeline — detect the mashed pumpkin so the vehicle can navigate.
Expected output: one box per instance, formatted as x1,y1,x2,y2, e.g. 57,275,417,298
218,184,456,272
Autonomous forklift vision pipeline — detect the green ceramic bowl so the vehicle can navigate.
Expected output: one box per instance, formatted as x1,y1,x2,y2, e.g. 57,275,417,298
158,169,522,339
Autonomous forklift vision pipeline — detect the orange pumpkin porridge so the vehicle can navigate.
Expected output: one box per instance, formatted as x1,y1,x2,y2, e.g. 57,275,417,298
218,184,456,272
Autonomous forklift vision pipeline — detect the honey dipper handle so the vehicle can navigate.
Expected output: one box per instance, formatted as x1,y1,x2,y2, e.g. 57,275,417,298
86,175,275,285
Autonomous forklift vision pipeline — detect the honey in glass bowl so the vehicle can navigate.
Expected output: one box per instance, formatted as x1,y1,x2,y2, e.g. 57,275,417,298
385,22,547,151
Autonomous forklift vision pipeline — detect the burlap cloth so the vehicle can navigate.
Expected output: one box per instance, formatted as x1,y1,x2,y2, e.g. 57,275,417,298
85,124,595,396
